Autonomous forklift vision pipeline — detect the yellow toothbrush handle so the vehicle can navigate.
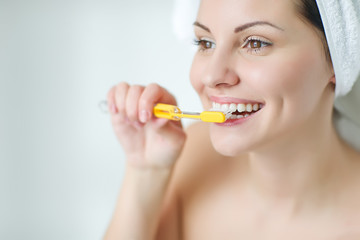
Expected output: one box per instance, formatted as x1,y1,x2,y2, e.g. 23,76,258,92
153,103,226,123
153,103,182,120
153,104,202,121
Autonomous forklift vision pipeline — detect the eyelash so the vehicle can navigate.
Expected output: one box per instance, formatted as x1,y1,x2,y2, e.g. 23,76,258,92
193,38,216,52
193,36,273,54
241,36,273,54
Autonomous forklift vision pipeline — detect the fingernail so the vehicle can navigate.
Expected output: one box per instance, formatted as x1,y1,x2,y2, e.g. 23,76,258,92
139,110,150,123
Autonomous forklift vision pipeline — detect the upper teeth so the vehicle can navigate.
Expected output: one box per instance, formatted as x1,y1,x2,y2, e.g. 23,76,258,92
211,102,262,113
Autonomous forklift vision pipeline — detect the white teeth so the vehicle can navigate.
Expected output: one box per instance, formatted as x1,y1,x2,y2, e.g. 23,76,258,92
210,102,263,116
237,104,246,113
229,103,237,112
215,102,220,110
221,104,229,112
246,104,252,112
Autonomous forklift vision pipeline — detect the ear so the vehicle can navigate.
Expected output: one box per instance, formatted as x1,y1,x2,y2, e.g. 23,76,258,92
328,66,336,85
329,74,336,84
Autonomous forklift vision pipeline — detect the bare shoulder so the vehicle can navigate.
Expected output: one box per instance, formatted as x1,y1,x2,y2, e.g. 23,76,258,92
159,122,216,193
158,121,225,205
155,122,221,239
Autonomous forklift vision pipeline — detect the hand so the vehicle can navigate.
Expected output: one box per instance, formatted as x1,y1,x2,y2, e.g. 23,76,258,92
107,82,186,169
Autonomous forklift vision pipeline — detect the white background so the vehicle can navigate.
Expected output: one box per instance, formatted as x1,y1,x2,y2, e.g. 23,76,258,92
0,0,200,239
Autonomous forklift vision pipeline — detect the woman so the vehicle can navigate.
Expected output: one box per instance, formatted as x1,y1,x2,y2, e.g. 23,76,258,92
105,0,360,239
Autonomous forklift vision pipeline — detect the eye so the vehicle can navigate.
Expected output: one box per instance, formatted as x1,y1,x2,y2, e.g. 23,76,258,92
242,36,272,54
193,38,216,52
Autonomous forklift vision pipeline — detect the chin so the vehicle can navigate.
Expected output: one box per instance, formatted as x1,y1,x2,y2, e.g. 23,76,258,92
209,133,251,157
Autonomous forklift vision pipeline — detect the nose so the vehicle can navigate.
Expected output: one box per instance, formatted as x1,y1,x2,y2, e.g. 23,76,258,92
202,51,240,88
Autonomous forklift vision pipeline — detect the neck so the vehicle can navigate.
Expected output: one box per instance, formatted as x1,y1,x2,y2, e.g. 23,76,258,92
245,116,350,213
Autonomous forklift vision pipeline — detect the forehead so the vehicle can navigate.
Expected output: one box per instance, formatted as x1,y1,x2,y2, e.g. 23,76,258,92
197,0,298,31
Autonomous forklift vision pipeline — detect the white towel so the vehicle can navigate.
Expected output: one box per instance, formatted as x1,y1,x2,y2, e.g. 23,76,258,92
317,0,360,150
172,0,360,151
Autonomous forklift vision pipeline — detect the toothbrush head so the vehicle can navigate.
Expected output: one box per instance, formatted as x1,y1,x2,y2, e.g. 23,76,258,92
199,111,227,123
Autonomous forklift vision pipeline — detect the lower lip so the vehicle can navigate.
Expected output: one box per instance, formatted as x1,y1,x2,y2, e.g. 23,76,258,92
215,111,259,127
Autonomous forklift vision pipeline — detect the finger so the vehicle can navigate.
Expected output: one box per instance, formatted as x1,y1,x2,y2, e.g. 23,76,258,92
107,86,117,114
138,83,177,123
125,85,145,122
114,82,130,118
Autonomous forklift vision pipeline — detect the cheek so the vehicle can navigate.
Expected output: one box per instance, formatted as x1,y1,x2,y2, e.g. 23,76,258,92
190,56,205,94
247,50,328,106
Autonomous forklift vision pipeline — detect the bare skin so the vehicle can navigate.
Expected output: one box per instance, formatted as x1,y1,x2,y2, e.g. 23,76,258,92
164,122,360,240
104,0,360,239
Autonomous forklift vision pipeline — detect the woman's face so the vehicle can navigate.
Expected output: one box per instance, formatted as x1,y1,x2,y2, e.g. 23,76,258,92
190,0,334,156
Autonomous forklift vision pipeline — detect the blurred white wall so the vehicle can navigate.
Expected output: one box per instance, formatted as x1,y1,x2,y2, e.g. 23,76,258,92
0,0,200,239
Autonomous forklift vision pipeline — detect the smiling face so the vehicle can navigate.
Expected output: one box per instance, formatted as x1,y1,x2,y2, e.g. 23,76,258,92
190,0,335,156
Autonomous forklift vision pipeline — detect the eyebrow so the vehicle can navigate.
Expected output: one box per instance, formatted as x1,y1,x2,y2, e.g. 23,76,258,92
193,20,284,33
193,21,211,33
234,21,284,33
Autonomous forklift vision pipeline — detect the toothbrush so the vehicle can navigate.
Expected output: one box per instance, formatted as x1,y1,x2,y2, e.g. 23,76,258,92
153,103,230,123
